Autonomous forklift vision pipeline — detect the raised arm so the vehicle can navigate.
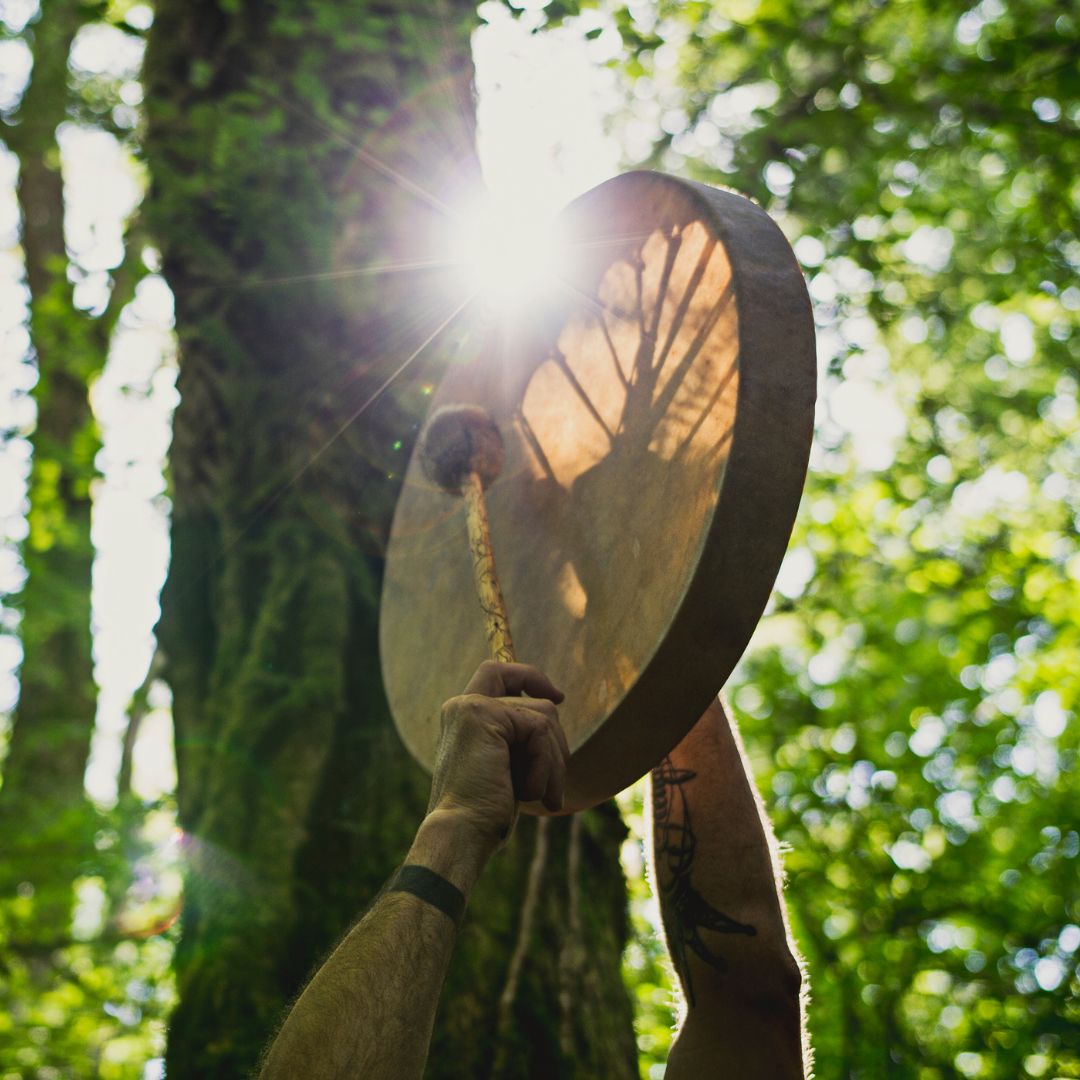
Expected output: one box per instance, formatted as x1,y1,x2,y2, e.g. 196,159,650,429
259,661,569,1080
654,697,807,1079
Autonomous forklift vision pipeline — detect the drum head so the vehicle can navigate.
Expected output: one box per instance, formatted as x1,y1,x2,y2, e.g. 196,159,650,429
380,171,815,810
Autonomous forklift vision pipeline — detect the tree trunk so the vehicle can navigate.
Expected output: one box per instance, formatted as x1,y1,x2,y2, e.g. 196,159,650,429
144,2,638,1076
0,0,106,932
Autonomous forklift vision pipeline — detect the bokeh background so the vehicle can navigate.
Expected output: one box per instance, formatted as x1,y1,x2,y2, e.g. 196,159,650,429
0,0,1077,1077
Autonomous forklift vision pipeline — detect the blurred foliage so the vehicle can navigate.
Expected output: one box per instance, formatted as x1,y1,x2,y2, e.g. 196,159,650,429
0,799,180,1078
618,784,680,1077
1,0,173,1076
550,0,1079,1076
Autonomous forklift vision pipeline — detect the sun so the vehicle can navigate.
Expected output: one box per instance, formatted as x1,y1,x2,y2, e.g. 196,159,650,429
445,194,571,317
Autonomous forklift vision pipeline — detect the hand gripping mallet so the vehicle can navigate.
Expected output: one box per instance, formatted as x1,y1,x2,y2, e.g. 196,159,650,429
419,403,539,823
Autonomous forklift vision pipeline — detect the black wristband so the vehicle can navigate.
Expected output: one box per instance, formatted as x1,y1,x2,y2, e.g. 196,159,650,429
388,864,466,926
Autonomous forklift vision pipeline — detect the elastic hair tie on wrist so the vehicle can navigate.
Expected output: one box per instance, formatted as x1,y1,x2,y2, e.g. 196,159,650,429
388,864,466,926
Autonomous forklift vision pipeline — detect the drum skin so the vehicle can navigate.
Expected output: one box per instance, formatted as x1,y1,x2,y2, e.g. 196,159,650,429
380,170,815,810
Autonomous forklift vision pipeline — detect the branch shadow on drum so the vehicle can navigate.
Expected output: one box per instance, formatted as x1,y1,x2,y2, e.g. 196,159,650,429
497,201,739,750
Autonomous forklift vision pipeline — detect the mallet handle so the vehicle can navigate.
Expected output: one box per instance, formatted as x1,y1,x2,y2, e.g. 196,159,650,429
462,470,515,663
463,469,529,831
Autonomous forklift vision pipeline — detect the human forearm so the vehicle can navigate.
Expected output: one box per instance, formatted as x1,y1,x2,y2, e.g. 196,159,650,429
259,811,490,1080
654,698,806,1079
259,662,567,1079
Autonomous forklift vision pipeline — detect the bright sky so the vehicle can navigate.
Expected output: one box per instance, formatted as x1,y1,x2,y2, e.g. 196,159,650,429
474,2,620,213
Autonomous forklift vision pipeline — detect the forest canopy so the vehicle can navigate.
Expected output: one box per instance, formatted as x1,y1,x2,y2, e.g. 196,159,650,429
0,0,1077,1077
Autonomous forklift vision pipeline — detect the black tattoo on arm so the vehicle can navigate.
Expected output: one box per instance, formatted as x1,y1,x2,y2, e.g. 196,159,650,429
652,756,756,1007
388,864,467,926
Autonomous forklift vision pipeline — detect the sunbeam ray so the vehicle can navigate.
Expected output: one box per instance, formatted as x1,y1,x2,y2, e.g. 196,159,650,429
306,293,475,473
259,83,459,219
256,293,475,522
219,256,457,291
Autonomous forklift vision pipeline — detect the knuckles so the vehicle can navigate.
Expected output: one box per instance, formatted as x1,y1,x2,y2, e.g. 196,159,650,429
438,694,476,732
439,692,505,733
439,693,560,740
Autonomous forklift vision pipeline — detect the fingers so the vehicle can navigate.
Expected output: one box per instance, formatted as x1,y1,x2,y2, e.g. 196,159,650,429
515,700,569,808
465,660,564,704
437,676,571,815
502,701,569,811
541,724,566,812
514,725,552,807
547,705,570,763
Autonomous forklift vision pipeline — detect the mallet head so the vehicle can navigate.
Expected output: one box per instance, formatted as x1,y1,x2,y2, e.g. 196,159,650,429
419,404,504,495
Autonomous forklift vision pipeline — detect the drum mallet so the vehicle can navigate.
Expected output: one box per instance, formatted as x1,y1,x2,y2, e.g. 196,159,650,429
418,404,515,664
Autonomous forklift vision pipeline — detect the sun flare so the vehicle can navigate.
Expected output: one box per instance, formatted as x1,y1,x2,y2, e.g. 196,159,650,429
446,196,570,317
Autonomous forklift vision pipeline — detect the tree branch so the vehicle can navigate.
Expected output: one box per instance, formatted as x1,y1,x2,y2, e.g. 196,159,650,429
493,817,551,1072
95,215,149,347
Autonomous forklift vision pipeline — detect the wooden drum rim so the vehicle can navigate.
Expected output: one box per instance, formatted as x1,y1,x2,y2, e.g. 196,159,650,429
565,172,815,806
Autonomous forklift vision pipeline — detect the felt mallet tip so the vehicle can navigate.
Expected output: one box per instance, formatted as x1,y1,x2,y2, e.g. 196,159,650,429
419,404,505,495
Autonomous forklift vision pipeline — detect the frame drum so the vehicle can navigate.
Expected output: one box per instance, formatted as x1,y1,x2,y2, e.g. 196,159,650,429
380,171,815,809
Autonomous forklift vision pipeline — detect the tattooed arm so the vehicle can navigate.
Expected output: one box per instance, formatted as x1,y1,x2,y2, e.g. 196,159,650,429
652,698,807,1079
259,661,569,1080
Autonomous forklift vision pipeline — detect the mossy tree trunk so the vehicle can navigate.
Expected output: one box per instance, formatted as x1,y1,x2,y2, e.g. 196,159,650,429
144,2,638,1076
